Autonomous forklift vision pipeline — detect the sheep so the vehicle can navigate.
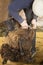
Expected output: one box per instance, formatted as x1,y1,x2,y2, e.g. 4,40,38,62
0,27,35,64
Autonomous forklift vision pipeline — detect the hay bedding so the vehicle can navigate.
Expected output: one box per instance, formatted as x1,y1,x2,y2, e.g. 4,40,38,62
0,20,35,64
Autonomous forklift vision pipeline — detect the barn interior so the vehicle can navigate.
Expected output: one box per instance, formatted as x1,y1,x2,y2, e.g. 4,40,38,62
0,0,43,65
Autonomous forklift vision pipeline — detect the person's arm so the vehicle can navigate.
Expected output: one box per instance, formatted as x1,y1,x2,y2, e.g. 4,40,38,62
8,9,29,29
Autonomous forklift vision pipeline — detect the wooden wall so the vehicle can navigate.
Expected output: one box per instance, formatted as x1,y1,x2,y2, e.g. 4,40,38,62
0,0,10,22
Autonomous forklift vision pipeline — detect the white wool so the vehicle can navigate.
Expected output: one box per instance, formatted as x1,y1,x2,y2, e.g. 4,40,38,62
32,0,43,17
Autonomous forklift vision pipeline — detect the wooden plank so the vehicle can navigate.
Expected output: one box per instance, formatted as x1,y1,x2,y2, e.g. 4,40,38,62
0,0,10,22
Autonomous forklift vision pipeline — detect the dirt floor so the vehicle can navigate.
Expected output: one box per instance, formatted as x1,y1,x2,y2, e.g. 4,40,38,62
0,31,43,65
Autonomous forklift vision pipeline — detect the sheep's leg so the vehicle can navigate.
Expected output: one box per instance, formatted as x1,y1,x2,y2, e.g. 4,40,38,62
18,38,24,56
26,51,34,63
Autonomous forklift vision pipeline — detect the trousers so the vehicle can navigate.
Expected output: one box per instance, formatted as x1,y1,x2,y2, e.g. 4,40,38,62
8,0,33,23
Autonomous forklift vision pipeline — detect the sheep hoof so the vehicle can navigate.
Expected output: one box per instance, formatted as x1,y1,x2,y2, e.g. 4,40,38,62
2,59,7,65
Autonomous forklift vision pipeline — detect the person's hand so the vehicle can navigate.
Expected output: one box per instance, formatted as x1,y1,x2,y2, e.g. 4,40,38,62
31,19,37,29
20,20,29,29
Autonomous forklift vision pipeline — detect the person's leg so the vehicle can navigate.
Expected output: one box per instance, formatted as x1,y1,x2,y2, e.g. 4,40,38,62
31,29,36,58
24,8,37,58
6,0,25,31
31,15,38,58
24,8,33,25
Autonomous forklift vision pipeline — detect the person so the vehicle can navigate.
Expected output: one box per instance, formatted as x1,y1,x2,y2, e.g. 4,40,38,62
31,0,43,57
7,0,34,30
5,0,37,58
25,0,43,58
